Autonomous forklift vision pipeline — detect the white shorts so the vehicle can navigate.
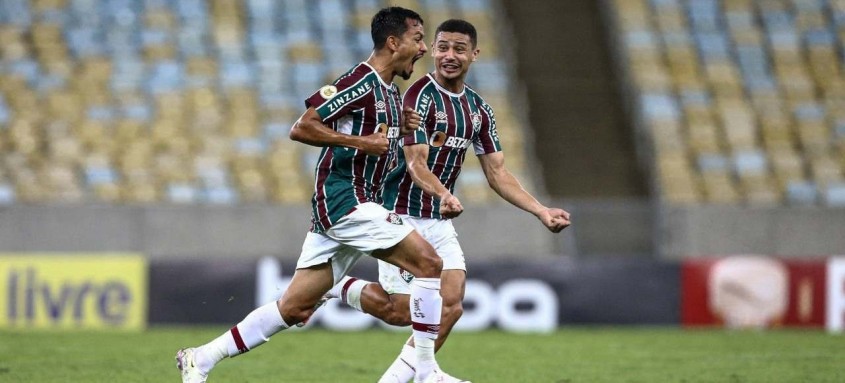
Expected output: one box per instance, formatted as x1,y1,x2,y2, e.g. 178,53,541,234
296,202,414,284
378,215,465,295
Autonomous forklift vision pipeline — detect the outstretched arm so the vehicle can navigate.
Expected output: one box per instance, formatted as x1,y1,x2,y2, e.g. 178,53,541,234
403,143,463,218
290,107,388,156
479,152,571,232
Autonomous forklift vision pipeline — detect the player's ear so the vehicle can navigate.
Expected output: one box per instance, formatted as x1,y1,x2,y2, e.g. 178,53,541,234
386,35,399,51
472,49,480,62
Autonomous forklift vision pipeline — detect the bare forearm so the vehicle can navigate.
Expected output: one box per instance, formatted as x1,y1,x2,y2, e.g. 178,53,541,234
290,120,362,149
403,144,451,200
489,170,546,217
408,163,451,200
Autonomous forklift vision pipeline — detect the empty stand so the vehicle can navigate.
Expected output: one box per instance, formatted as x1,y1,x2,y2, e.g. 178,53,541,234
0,0,528,204
609,0,845,205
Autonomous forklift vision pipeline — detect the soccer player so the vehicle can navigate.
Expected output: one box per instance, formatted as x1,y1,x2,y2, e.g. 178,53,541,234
175,7,458,383
320,19,572,383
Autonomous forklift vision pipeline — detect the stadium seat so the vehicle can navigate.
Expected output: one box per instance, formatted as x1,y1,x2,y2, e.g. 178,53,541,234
0,0,534,205
608,0,845,205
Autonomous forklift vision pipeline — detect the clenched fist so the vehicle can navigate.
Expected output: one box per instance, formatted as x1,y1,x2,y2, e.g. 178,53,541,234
538,208,571,233
401,107,422,135
360,132,389,156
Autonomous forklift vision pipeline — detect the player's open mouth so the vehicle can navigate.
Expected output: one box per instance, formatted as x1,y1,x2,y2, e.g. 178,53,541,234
407,54,423,73
440,62,460,74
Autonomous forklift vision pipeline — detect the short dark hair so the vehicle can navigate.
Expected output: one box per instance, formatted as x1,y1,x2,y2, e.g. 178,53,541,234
371,7,424,49
435,19,478,48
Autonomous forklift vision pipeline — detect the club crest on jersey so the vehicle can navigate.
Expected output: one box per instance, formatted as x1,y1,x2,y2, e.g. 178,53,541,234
386,212,403,225
398,268,415,283
319,85,337,99
471,112,482,129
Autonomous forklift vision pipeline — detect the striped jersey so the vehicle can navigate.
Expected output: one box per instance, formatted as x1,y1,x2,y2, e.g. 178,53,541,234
304,62,404,233
383,73,502,219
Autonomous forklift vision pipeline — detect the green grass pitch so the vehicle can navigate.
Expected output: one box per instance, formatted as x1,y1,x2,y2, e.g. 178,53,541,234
1,327,842,382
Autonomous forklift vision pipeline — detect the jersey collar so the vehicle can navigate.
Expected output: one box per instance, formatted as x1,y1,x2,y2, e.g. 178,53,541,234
427,73,465,97
362,62,394,88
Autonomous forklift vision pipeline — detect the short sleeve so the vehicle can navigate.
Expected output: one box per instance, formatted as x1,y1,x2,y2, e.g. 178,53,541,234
304,70,373,125
402,85,435,146
473,99,502,155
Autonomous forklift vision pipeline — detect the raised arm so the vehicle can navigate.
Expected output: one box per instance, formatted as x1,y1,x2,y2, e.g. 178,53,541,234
479,151,571,232
403,143,463,218
290,107,388,156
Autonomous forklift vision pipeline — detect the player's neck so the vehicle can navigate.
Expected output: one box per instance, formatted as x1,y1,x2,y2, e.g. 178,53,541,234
366,51,395,85
433,73,465,94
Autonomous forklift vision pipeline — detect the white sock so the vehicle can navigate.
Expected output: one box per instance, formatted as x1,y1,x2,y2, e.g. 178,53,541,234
195,301,290,372
410,277,441,379
378,343,416,383
331,276,370,312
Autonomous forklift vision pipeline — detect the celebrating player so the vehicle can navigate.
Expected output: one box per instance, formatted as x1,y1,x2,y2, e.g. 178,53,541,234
175,7,459,383
320,19,572,383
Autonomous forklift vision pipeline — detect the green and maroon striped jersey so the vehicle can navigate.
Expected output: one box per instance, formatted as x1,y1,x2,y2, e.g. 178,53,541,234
304,62,403,233
383,73,502,219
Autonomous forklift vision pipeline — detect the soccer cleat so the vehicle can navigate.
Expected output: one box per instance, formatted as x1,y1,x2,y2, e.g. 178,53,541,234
176,348,208,383
415,369,471,383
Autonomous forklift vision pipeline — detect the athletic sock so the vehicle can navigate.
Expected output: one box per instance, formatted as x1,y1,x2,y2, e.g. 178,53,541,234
410,277,441,380
195,301,290,373
378,343,417,383
331,276,370,312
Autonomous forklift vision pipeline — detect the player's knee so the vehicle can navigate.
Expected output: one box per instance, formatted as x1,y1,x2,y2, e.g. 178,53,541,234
416,252,442,278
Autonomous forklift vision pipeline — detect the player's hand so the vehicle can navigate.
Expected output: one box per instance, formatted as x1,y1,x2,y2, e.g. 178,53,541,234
439,193,464,218
537,208,571,233
401,107,421,135
360,132,389,156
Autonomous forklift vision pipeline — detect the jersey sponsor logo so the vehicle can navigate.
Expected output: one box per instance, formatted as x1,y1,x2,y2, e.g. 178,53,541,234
430,131,469,149
435,111,448,124
443,136,471,149
386,212,403,225
376,123,401,139
326,82,373,113
429,131,447,147
319,85,337,99
376,100,386,112
418,94,431,119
